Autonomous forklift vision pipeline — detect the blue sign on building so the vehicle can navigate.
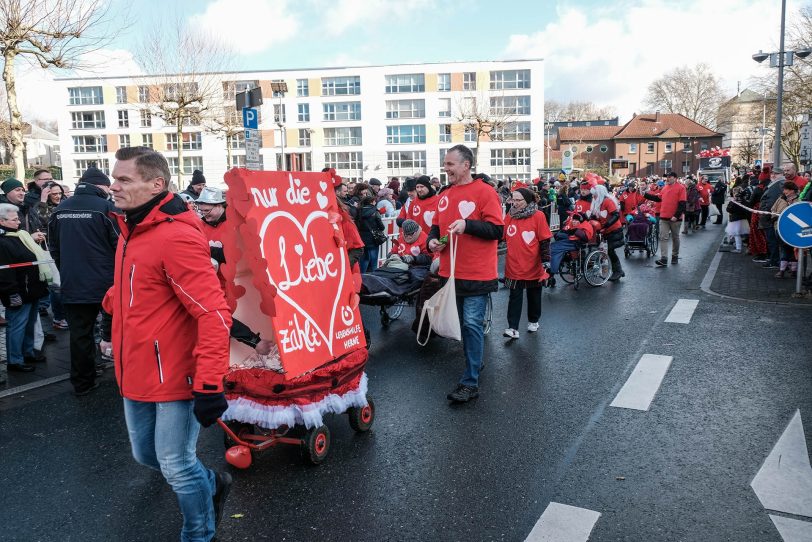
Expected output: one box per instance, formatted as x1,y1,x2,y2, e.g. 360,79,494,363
777,202,812,249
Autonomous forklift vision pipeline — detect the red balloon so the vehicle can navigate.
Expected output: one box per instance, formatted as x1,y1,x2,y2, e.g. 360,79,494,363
225,445,252,469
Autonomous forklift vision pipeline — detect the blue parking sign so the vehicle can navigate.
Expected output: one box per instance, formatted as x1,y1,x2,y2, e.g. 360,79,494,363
242,107,258,130
777,202,812,249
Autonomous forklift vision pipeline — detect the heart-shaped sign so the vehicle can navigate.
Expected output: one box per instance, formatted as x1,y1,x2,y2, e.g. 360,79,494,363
316,193,329,209
521,231,536,245
319,181,328,192
458,200,476,219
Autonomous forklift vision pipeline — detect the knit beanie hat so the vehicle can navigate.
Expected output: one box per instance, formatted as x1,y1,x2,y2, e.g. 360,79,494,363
368,178,382,186
403,177,418,191
402,219,420,236
79,166,111,187
190,170,206,185
414,175,435,197
1,178,24,194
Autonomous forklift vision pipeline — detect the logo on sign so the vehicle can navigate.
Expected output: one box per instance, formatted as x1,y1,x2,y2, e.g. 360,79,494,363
708,157,722,168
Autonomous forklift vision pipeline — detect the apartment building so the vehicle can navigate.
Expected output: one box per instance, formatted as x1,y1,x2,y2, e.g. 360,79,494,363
56,59,544,187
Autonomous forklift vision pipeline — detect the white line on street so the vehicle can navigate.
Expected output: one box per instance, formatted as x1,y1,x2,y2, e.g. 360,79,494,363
0,373,70,399
610,354,673,411
525,502,601,542
769,515,812,542
665,299,699,324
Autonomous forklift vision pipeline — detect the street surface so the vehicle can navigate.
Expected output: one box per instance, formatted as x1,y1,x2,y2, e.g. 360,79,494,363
1,224,811,541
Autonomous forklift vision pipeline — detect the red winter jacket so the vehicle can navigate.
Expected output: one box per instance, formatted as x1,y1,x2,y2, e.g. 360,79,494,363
102,193,232,402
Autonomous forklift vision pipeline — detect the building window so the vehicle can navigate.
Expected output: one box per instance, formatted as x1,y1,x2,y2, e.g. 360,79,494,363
646,142,655,153
270,79,286,98
166,132,203,151
600,144,609,153
664,142,673,153
700,142,709,151
74,159,109,178
385,74,425,93
683,141,692,152
297,103,310,122
630,143,638,153
324,127,362,146
463,72,476,90
385,99,425,119
140,110,152,128
273,104,286,123
142,133,153,148
682,159,691,173
660,159,672,170
324,151,363,170
68,86,103,105
586,122,592,126
571,145,579,153
119,134,130,148
322,76,361,96
322,102,361,121
386,125,426,144
70,111,105,129
138,86,150,103
489,96,531,115
387,151,426,170
166,156,203,175
586,145,594,153
222,80,259,102
489,69,530,90
117,110,129,128
227,132,245,149
492,121,531,141
438,98,451,118
296,79,309,97
298,129,311,147
464,125,477,143
490,148,531,166
72,135,107,153
439,124,451,143
116,86,127,104
228,154,246,168
438,73,451,92
163,82,199,101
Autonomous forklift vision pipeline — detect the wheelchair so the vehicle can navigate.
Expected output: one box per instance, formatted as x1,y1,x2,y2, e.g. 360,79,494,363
558,235,613,289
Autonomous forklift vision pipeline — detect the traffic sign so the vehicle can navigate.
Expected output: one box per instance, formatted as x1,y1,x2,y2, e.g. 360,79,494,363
777,202,812,248
242,107,258,130
244,128,261,170
754,159,762,167
562,149,573,175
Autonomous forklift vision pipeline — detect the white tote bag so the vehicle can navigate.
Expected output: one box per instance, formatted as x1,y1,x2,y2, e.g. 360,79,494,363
416,234,461,346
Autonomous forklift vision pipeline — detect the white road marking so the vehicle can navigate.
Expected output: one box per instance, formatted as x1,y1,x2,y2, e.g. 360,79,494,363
525,502,601,542
665,299,699,324
610,354,673,411
769,515,812,542
787,212,809,229
751,410,812,518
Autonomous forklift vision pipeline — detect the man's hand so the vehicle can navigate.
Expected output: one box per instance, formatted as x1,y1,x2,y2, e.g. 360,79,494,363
99,340,113,358
448,219,466,235
255,338,274,356
192,392,228,427
428,239,446,253
670,217,679,222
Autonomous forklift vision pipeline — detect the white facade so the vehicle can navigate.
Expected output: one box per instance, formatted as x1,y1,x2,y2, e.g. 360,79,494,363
56,59,544,188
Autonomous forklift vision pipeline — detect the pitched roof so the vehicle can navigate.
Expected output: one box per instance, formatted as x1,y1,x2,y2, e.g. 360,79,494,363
558,125,619,141
613,113,720,139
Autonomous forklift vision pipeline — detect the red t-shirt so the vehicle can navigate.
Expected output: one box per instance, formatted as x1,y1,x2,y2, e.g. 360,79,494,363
410,194,439,234
574,197,591,216
597,198,623,234
436,180,504,281
697,183,712,206
619,191,645,215
659,182,687,219
391,230,430,259
646,187,662,215
504,211,552,281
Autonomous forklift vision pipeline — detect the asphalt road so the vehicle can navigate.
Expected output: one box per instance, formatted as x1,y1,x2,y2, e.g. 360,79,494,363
1,224,810,542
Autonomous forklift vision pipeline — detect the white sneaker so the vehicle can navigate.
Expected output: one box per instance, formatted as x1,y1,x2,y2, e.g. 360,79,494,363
503,328,519,339
527,322,540,332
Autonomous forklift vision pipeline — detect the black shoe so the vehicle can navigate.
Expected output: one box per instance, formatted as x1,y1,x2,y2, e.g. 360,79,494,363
752,257,768,263
95,366,104,377
608,271,625,281
7,363,35,372
213,471,233,530
655,258,668,267
43,332,57,342
38,307,49,317
447,384,479,403
24,351,46,363
762,263,779,269
74,382,100,396
671,257,679,264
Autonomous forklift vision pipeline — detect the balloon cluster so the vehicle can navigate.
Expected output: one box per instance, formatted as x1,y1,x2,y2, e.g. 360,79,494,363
697,147,731,158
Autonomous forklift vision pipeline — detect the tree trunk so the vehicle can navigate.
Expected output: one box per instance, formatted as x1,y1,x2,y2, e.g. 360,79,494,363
3,52,25,181
176,120,184,191
226,137,232,169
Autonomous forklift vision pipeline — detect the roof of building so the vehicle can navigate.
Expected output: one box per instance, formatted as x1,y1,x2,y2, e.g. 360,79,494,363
613,113,720,139
551,117,619,128
558,125,620,141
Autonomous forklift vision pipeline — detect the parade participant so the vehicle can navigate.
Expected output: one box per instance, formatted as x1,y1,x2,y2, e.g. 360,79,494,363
549,213,594,274
646,179,664,217
48,166,119,395
99,147,233,541
502,188,551,339
391,219,431,266
590,183,625,281
428,145,503,404
618,182,645,216
396,177,418,227
683,179,701,233
643,171,687,267
574,180,592,216
181,169,206,201
410,175,439,234
697,176,713,228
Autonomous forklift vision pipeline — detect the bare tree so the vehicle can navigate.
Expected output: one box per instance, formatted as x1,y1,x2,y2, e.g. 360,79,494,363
455,90,518,171
735,132,761,165
644,63,726,130
545,99,616,122
204,81,254,170
0,0,114,179
134,18,234,187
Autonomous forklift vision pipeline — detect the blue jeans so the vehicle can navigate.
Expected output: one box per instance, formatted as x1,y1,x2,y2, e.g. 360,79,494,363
5,302,37,364
456,294,487,388
49,287,65,321
764,227,780,266
360,245,379,273
123,398,216,542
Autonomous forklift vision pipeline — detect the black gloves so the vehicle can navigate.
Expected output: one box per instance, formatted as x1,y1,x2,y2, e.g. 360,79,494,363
192,392,228,428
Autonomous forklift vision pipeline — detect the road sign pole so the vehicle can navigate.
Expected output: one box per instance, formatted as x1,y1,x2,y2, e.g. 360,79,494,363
797,249,806,295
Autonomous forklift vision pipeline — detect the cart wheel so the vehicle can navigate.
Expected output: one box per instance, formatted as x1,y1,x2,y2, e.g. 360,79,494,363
302,425,331,465
584,251,611,287
348,396,375,432
223,421,254,449
385,301,406,322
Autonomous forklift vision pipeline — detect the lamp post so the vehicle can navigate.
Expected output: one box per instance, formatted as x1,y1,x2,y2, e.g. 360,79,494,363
270,81,288,170
752,0,812,167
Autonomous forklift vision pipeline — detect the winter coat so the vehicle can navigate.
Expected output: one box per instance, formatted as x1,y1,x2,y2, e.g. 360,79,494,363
0,227,49,306
711,181,727,205
758,179,784,229
48,183,119,304
101,193,232,402
356,204,385,247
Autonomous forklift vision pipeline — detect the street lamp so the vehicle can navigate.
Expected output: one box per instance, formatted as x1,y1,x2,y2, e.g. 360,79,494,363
752,0,812,168
270,81,288,170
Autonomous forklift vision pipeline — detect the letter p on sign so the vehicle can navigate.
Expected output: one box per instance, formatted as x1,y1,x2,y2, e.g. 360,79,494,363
243,107,258,130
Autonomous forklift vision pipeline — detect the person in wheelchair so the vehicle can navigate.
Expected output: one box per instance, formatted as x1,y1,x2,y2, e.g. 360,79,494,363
549,212,595,276
389,219,433,267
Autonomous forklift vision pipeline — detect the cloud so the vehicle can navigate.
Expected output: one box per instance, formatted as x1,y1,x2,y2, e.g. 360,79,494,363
318,0,434,37
503,0,799,122
189,0,299,54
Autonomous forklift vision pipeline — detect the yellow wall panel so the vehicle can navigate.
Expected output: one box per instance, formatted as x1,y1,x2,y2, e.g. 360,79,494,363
310,128,323,147
102,86,116,106
450,73,464,92
308,78,321,97
153,133,166,151
451,123,465,143
261,129,275,148
425,73,438,92
126,85,138,104
425,123,439,145
476,71,489,92
107,134,119,153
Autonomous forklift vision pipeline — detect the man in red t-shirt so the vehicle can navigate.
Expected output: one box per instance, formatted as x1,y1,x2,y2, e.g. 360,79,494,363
696,176,713,228
428,145,504,404
643,171,687,266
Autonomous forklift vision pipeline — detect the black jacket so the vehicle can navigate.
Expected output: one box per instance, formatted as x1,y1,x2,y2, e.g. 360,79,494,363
0,227,49,305
758,180,784,229
47,183,120,303
356,205,384,246
711,181,727,205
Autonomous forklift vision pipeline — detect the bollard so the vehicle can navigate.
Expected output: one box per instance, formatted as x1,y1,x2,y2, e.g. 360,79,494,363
797,248,806,295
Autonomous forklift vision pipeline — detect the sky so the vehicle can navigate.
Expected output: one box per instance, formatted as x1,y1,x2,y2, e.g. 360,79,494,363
9,0,807,125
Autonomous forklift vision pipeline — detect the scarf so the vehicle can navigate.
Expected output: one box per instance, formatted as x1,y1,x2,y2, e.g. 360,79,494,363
509,202,537,219
6,229,53,284
125,191,168,227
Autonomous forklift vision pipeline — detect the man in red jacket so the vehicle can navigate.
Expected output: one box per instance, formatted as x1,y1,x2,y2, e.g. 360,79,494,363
644,171,687,266
99,147,233,541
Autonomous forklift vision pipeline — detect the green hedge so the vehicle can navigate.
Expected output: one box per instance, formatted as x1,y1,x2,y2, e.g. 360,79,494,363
0,165,62,181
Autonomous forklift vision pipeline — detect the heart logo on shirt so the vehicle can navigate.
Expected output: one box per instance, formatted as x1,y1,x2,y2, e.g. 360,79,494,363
521,231,535,245
410,246,421,256
458,200,475,219
423,210,435,226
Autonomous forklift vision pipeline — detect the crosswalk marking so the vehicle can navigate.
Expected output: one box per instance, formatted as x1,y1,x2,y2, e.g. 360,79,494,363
665,299,699,324
525,502,601,542
769,515,812,542
610,354,673,411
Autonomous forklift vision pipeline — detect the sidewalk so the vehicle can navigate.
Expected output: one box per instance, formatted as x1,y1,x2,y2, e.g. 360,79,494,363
709,246,812,305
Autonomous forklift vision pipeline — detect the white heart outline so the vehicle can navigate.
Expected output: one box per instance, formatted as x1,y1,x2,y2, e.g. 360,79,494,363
259,210,345,356
458,200,475,219
319,181,328,192
294,244,303,255
521,230,536,244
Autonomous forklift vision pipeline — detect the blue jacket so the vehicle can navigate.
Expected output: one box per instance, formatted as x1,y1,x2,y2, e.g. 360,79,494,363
47,183,120,303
